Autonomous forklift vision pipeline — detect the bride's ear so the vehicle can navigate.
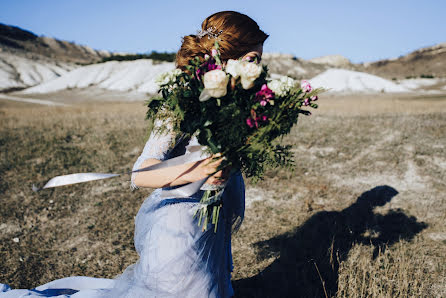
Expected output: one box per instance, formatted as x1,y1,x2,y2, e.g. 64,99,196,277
241,43,263,63
241,52,255,61
242,52,261,63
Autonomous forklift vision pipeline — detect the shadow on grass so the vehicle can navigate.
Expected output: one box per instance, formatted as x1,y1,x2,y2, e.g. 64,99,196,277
233,185,427,298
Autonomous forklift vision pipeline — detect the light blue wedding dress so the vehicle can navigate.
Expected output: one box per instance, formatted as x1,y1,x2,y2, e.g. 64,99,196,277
0,119,245,298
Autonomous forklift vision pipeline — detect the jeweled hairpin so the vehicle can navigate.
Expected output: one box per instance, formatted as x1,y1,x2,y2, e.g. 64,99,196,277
197,26,223,39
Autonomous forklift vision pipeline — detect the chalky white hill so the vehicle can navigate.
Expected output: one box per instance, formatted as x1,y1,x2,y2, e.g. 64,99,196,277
22,60,175,94
309,68,410,93
0,52,75,91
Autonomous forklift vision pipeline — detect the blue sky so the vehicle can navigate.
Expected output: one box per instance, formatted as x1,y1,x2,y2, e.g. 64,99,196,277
1,0,445,63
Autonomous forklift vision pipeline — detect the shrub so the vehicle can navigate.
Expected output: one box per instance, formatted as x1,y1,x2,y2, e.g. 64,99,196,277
99,51,175,63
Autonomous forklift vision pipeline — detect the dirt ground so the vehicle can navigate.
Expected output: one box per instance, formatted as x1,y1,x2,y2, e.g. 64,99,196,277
0,91,445,297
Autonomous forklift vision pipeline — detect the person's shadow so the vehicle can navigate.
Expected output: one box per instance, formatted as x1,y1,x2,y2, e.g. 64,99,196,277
233,185,427,298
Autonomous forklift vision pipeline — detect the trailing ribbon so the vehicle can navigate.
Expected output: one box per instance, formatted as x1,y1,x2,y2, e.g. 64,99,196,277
33,145,214,199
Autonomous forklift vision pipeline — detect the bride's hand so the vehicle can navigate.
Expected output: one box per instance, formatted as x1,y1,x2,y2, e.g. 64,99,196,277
206,164,232,185
135,153,231,188
195,153,231,185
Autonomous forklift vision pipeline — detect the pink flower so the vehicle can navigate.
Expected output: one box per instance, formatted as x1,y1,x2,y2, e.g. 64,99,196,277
207,63,222,71
311,95,318,101
247,113,270,129
301,80,312,93
260,84,275,99
211,49,218,57
303,98,310,106
247,115,269,128
255,84,275,105
196,68,202,78
246,117,260,128
204,54,210,60
196,59,222,79
246,118,254,128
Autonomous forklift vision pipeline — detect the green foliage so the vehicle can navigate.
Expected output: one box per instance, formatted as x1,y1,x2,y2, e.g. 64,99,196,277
145,43,324,231
146,47,324,181
99,51,175,63
405,74,435,79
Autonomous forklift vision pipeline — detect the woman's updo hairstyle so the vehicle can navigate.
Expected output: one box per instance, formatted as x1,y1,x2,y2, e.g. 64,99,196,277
176,11,269,71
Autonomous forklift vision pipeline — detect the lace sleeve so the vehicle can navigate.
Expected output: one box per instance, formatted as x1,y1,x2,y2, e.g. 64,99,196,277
131,118,176,189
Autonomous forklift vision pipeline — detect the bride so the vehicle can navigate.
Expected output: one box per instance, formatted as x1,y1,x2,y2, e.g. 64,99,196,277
0,11,268,298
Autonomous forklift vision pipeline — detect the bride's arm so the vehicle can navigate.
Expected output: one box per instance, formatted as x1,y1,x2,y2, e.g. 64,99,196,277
131,117,228,189
133,155,225,188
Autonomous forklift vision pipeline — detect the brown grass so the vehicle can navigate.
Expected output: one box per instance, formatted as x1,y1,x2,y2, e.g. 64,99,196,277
0,93,445,297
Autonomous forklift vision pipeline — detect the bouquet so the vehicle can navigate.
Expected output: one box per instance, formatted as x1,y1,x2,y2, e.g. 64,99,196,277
147,41,324,231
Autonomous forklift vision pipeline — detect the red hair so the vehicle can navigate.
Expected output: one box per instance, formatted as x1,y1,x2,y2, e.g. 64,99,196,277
176,11,269,71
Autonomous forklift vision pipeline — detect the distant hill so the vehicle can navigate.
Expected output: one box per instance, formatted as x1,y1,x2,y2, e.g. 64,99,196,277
0,23,179,92
310,69,409,93
261,53,359,81
22,59,174,94
309,55,353,68
0,23,111,64
361,43,446,79
0,23,114,91
1,23,445,95
0,51,76,92
261,53,332,80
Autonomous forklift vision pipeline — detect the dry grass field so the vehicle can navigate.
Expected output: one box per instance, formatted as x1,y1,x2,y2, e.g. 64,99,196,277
0,92,445,297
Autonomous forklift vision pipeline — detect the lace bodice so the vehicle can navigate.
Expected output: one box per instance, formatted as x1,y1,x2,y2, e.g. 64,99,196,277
131,118,174,189
131,118,211,190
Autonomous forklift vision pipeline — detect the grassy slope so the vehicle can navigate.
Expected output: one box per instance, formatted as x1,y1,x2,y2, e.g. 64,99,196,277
0,94,445,297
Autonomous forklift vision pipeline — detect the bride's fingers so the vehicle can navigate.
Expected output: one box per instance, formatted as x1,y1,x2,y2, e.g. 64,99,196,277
205,167,232,184
200,160,221,176
206,176,225,185
203,155,223,169
200,153,230,179
212,170,224,178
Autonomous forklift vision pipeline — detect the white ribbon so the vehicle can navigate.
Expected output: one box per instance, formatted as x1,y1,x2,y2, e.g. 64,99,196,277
34,145,215,199
40,173,120,189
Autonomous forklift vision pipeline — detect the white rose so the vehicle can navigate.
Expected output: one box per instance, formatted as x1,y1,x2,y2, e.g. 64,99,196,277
172,68,182,76
155,73,168,85
281,76,296,89
267,76,296,96
155,68,182,86
225,59,241,78
199,69,229,101
267,79,284,96
239,62,262,89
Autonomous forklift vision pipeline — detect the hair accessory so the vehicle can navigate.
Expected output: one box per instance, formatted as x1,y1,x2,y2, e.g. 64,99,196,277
197,26,223,39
